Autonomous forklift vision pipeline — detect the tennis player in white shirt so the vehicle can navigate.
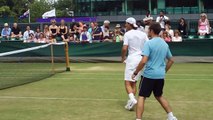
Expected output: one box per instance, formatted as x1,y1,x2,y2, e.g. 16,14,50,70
121,17,149,110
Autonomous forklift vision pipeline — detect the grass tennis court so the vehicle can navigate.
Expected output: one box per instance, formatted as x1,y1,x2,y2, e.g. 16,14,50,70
0,63,212,120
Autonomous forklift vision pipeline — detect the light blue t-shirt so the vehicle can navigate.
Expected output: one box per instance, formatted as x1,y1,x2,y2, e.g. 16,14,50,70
142,37,173,79
1,28,11,37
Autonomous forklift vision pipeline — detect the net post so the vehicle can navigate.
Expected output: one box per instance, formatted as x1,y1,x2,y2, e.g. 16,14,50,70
51,43,55,73
65,42,71,71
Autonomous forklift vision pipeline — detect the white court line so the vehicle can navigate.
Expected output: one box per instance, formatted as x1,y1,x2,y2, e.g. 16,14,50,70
50,78,213,81
61,72,213,76
0,96,212,104
0,77,212,81
0,76,212,81
0,96,121,101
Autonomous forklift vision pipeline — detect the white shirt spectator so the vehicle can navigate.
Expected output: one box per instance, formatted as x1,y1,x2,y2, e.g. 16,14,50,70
103,29,110,38
167,29,174,37
123,29,149,56
80,31,91,42
23,30,34,40
156,16,169,29
101,20,110,32
172,36,182,42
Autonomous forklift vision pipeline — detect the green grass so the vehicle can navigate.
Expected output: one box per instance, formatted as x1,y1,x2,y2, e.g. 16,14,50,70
0,63,212,120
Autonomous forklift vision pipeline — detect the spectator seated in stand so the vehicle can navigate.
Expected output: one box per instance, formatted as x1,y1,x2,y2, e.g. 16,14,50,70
165,23,174,38
24,33,37,43
11,23,22,40
198,13,211,36
78,22,84,33
37,32,49,43
178,18,188,38
143,10,153,35
156,11,170,30
69,23,80,43
49,19,58,39
48,34,56,43
43,25,51,39
101,20,110,35
103,26,112,42
92,22,103,42
58,19,68,42
35,27,41,39
23,25,35,41
113,24,123,42
1,23,11,40
162,31,171,42
80,26,91,43
172,30,182,42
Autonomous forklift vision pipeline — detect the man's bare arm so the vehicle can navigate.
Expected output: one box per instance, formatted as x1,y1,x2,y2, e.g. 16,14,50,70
166,57,174,72
121,45,128,63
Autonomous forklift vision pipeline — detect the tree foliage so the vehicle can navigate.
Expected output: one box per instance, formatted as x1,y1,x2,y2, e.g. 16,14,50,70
0,0,75,23
0,6,11,17
29,0,52,22
53,0,75,17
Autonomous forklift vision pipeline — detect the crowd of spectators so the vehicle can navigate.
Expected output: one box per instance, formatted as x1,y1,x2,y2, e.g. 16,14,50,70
142,11,212,42
1,19,126,43
0,11,211,43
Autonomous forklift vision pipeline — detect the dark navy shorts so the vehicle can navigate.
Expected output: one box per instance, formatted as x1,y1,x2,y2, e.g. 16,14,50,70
139,76,164,97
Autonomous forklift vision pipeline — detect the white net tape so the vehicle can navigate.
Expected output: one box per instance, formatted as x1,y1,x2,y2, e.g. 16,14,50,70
0,42,65,57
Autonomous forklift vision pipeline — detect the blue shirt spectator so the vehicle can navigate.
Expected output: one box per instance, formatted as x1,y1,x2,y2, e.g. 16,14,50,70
1,23,11,39
92,22,103,42
92,27,102,41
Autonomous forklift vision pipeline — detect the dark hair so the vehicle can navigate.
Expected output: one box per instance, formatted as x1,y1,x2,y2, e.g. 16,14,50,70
132,24,137,30
174,30,181,36
160,10,164,14
127,23,137,30
179,18,186,24
137,21,142,25
29,33,34,37
163,31,169,36
147,10,150,14
180,17,185,21
149,22,161,35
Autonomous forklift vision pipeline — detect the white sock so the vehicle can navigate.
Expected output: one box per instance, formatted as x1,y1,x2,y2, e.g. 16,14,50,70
168,112,174,118
128,93,136,101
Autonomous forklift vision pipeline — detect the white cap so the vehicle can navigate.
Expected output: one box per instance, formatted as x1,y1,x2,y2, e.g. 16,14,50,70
115,24,121,28
4,23,8,27
126,17,138,28
104,20,110,24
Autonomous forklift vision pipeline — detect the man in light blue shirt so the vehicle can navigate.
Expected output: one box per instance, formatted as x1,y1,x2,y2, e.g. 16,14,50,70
142,35,173,79
132,22,177,120
1,23,11,40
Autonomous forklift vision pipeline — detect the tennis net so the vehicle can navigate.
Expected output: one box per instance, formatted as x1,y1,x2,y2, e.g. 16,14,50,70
0,42,70,90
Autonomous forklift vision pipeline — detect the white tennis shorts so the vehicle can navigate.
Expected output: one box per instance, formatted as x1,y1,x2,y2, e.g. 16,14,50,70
124,55,142,82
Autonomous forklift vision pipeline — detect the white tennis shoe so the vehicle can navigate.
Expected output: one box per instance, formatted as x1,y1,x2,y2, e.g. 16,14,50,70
125,99,137,110
167,116,178,120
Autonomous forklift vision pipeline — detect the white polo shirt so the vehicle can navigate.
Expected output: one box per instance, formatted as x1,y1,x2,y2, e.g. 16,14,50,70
123,29,149,57
156,16,169,29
